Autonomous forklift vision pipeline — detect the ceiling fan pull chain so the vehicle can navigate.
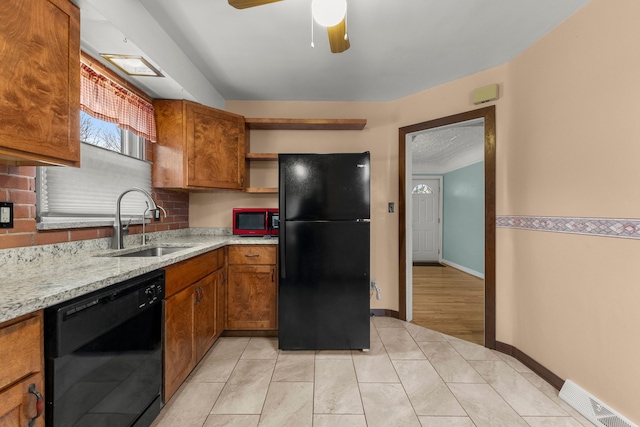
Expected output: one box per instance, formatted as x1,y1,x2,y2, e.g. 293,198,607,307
344,4,348,40
310,2,315,48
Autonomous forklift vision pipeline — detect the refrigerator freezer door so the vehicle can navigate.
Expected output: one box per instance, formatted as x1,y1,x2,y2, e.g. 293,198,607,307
279,153,370,221
279,221,370,350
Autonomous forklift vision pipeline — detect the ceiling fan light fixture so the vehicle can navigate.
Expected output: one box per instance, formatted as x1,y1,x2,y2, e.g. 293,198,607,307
312,0,347,27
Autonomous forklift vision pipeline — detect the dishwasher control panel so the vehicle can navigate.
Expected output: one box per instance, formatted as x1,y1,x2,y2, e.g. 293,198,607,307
138,282,164,309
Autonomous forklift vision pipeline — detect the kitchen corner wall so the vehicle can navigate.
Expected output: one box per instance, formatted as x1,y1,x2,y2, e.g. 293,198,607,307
195,0,640,421
0,142,190,250
191,102,398,311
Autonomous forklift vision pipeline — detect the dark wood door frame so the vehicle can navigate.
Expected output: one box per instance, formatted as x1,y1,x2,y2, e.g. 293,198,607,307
398,105,496,349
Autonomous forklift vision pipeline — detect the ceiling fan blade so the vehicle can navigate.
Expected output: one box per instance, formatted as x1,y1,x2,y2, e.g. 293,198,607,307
228,0,282,9
327,19,350,53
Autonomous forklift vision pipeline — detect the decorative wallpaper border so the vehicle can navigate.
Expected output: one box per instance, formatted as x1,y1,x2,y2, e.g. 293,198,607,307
496,215,640,239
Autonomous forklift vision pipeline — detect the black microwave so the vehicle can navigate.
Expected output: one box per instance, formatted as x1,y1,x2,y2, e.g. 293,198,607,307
233,208,279,236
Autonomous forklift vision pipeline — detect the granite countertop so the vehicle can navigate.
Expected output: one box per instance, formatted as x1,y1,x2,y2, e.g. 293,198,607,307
0,230,277,323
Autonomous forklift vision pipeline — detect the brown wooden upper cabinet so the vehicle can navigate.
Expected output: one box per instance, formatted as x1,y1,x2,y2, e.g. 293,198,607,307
0,0,80,167
153,99,246,190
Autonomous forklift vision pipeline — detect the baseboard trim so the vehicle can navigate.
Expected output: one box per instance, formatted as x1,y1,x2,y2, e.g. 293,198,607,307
441,259,485,279
221,330,278,337
220,311,402,337
496,341,564,390
370,309,400,318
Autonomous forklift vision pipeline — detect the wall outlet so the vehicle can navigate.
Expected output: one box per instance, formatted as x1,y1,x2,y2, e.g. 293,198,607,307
0,202,13,229
370,279,382,300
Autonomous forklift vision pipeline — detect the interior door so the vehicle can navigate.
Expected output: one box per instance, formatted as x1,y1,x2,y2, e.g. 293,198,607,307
412,178,440,262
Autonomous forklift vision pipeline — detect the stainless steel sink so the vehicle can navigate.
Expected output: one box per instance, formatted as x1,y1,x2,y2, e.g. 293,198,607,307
112,246,193,257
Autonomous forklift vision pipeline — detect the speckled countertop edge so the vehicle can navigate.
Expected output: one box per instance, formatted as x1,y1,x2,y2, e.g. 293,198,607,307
0,230,277,323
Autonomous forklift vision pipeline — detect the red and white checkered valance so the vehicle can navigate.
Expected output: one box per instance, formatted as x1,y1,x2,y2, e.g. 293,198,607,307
80,63,157,142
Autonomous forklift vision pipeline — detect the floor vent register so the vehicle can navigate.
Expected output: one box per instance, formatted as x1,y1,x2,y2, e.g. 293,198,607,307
559,380,637,427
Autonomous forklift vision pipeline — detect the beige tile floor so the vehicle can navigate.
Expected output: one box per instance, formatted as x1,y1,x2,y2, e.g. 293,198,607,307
151,317,592,427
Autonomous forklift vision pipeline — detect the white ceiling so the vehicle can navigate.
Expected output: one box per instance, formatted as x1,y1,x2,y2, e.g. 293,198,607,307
411,119,484,174
74,0,591,104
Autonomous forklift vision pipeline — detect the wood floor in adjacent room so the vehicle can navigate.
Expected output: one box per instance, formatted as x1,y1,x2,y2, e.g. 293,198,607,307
412,264,485,345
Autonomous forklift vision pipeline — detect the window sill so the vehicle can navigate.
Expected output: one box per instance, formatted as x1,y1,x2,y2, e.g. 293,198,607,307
37,218,148,231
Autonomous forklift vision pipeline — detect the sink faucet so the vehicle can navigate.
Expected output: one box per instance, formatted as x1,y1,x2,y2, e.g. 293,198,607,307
112,188,166,249
141,202,167,245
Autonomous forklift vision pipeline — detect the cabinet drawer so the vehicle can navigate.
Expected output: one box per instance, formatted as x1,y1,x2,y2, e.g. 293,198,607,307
228,246,276,265
165,249,222,297
0,313,42,391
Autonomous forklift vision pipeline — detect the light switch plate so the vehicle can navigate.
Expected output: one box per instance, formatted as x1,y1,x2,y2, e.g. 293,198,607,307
0,202,13,228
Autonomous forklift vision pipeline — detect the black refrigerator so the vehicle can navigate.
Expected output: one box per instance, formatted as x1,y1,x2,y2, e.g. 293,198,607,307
278,152,370,351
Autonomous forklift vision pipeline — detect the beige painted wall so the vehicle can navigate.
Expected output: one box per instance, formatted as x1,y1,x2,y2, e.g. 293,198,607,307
499,0,640,422
190,102,398,310
190,0,640,420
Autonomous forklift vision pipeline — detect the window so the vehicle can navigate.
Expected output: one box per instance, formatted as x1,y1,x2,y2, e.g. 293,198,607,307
36,114,152,229
80,111,145,158
412,184,433,194
36,60,157,230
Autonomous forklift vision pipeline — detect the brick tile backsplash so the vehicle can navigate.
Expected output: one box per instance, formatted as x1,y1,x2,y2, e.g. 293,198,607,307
0,144,190,250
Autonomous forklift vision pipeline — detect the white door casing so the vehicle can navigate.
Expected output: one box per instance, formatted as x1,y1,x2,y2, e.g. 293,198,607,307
412,178,441,262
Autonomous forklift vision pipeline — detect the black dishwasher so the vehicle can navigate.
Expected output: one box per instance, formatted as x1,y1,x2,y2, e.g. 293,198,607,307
44,270,165,427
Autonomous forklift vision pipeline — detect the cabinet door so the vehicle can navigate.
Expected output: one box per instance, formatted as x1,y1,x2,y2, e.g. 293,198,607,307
0,373,44,427
164,285,196,402
0,0,80,166
215,268,227,336
194,273,216,361
227,265,277,330
185,102,245,189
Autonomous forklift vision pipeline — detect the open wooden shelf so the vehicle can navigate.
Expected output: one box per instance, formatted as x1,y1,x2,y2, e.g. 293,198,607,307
246,153,278,160
245,118,367,131
242,117,366,194
244,187,278,194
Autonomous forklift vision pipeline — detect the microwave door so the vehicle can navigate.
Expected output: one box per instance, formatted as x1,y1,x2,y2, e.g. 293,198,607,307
238,212,266,231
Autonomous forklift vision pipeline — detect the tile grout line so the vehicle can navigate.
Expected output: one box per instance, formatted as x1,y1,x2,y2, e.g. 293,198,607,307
403,321,476,425
204,337,250,423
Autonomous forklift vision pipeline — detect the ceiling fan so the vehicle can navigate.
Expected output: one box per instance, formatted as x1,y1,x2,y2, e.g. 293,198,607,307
228,0,351,53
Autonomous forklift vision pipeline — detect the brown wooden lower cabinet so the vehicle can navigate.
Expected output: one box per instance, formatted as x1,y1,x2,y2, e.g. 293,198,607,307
215,268,226,338
163,248,225,402
164,283,197,401
226,245,277,330
0,373,44,427
194,272,217,361
0,312,45,427
163,245,277,402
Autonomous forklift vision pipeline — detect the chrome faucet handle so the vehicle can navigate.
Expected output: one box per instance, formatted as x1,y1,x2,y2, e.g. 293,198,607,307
122,219,131,233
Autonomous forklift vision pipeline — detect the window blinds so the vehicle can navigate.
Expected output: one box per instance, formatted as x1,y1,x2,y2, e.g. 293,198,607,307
37,143,152,223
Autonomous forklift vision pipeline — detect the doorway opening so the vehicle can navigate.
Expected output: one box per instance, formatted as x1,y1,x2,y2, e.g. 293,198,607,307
398,106,496,348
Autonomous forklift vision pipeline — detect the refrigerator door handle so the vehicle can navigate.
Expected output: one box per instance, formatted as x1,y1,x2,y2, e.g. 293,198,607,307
279,159,286,279
279,223,286,279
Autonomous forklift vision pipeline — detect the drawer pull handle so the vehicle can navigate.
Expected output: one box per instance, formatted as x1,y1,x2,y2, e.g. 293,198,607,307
195,286,204,304
271,268,275,283
28,383,44,427
245,254,260,258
